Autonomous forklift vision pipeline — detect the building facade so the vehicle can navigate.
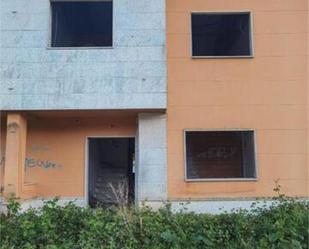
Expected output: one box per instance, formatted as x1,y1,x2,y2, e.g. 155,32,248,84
0,0,308,212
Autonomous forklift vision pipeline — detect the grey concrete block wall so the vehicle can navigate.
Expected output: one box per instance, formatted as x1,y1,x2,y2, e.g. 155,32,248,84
0,0,166,110
136,113,167,202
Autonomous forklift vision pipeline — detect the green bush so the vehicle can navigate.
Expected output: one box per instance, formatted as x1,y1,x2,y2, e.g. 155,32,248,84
0,196,308,249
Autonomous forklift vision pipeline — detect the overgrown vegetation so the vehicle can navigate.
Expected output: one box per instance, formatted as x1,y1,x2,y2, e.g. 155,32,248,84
0,190,308,249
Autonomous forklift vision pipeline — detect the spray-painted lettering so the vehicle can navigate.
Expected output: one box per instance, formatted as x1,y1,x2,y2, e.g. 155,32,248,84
25,157,62,169
197,146,238,160
0,156,62,169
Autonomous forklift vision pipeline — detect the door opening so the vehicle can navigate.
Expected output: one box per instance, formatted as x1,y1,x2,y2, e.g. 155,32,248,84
87,137,135,208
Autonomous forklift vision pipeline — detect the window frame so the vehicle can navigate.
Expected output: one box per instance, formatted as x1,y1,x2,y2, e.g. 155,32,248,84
183,129,258,182
190,11,255,59
48,0,114,50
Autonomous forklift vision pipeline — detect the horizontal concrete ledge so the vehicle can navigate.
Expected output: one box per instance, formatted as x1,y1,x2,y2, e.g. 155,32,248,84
167,196,309,201
0,198,86,213
145,201,264,214
1,197,308,214
143,199,305,214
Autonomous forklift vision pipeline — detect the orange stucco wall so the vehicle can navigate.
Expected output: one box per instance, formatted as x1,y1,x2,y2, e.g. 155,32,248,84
167,0,308,199
2,111,137,198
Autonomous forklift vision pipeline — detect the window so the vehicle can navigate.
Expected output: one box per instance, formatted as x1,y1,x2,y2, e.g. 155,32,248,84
191,12,253,57
185,131,256,180
51,1,113,47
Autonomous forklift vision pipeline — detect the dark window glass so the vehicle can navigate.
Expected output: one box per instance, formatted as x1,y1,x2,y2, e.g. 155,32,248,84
51,1,112,47
185,131,256,179
191,13,252,56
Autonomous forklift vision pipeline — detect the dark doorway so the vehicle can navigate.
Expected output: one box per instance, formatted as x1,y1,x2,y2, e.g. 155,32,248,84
88,138,135,208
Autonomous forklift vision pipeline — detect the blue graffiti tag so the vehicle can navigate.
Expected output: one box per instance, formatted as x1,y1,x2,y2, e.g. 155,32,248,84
0,157,62,169
25,157,62,169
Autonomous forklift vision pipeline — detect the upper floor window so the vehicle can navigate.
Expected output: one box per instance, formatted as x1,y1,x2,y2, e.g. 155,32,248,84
191,12,253,57
185,130,257,180
51,1,113,48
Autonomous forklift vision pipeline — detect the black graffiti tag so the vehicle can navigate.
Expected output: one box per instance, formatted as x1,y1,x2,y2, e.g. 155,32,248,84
197,146,238,160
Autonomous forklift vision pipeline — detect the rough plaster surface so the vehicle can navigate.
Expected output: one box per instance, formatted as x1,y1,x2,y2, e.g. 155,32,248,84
0,0,166,110
136,113,167,202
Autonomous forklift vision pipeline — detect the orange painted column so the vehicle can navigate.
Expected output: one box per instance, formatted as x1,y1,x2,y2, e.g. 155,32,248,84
3,113,27,198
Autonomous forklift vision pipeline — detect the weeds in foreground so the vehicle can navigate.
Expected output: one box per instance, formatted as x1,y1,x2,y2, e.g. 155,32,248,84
0,188,308,249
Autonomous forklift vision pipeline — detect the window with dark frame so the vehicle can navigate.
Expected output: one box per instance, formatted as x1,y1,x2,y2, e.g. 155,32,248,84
191,12,252,57
51,1,113,47
185,131,256,180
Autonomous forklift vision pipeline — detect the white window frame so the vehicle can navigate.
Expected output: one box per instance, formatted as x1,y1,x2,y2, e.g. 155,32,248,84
48,0,114,50
183,129,258,182
190,11,255,59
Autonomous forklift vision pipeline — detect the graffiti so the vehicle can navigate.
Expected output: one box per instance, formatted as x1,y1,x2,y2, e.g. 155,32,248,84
197,146,238,160
25,158,62,169
0,156,62,169
7,122,19,133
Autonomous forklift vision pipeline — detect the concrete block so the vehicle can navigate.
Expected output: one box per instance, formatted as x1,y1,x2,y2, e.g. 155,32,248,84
139,165,167,184
118,0,165,13
0,79,23,94
138,183,167,200
0,95,22,109
1,31,47,48
139,148,167,165
138,116,167,148
1,0,49,14
21,95,47,109
136,113,167,201
113,77,166,93
22,79,62,95
116,13,165,30
115,29,165,47
0,13,48,31
41,93,166,110
0,79,61,95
